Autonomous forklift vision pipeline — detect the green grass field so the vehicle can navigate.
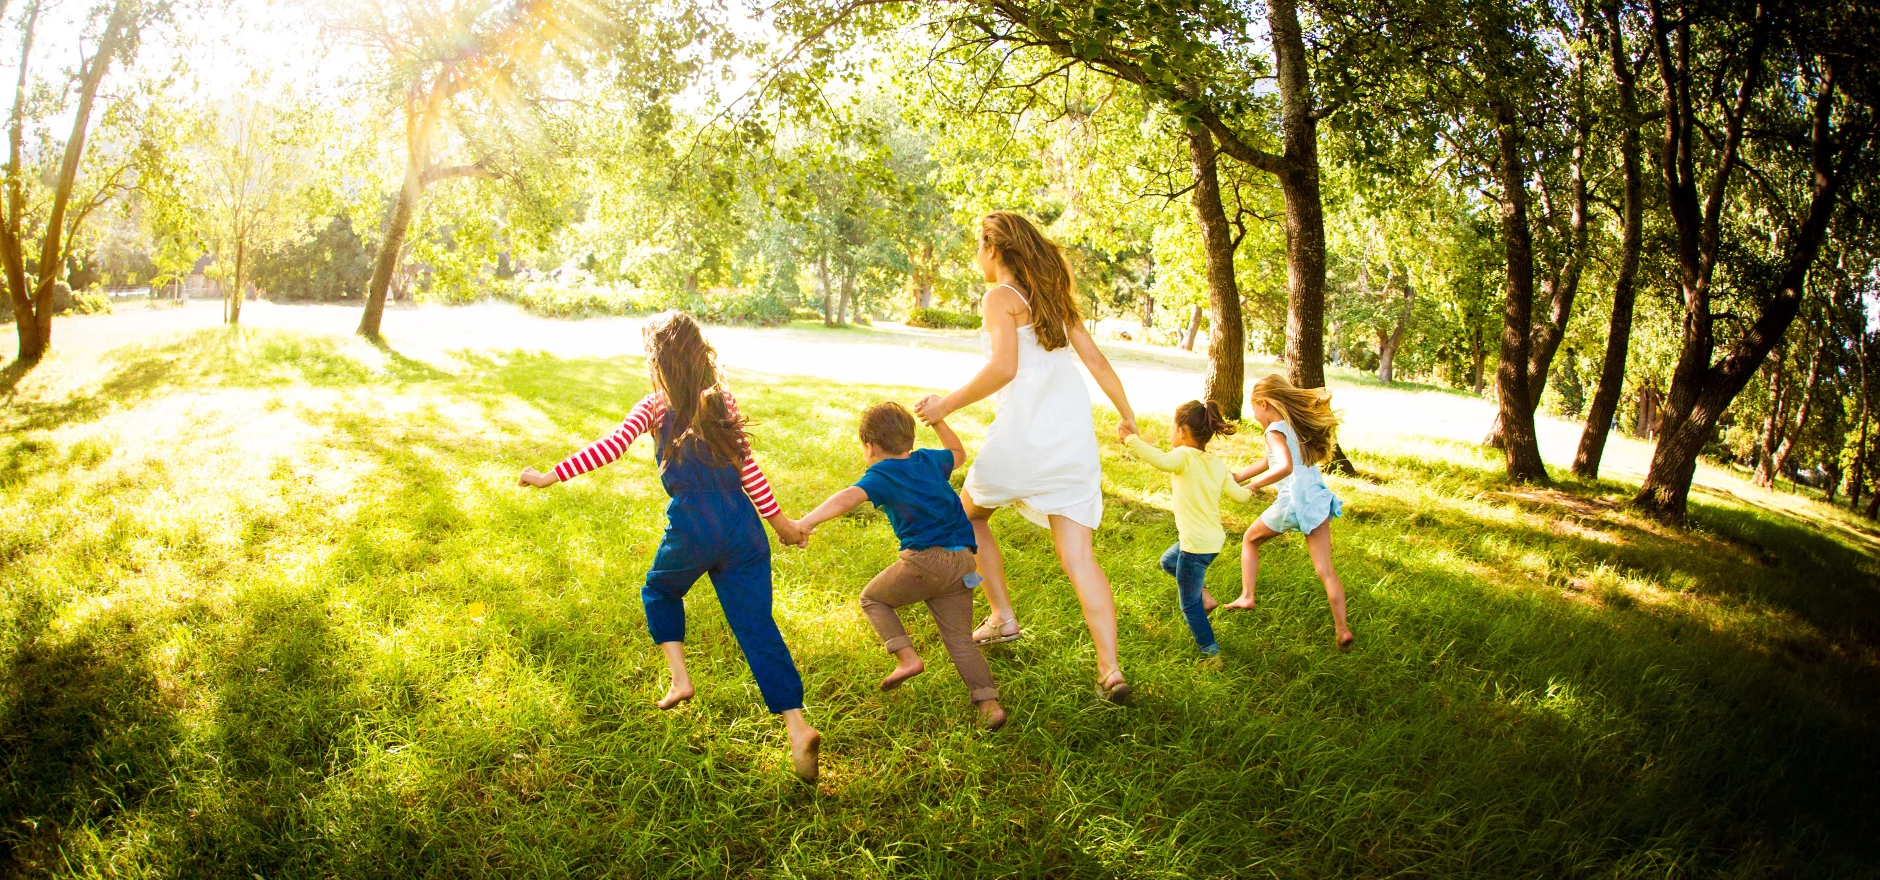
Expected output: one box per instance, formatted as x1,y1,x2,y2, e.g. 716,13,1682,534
2,325,1877,878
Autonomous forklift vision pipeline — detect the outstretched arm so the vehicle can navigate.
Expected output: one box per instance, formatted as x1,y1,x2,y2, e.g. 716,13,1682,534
521,393,663,488
930,418,967,471
797,487,869,535
1231,458,1269,484
1123,435,1187,474
914,286,1023,424
1067,322,1137,436
1241,431,1294,491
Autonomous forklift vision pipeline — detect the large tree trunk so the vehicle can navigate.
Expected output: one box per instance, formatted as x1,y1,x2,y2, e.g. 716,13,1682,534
837,269,854,325
1270,0,1326,392
1489,100,1548,483
1751,348,1788,487
1634,21,1844,522
818,254,835,326
1769,328,1827,482
1187,127,1245,420
1181,304,1203,351
1376,275,1413,385
4,0,129,362
1573,3,1645,479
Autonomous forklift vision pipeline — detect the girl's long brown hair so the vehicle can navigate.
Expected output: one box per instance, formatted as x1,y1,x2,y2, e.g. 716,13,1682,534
1175,399,1237,448
1249,374,1340,466
981,211,1080,351
643,311,748,468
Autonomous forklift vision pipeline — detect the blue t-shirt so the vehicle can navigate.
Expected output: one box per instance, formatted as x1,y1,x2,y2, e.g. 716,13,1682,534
853,448,977,552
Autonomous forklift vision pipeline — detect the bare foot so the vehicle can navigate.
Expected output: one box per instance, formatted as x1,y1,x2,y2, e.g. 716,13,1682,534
979,699,1007,731
789,726,822,783
1336,631,1356,652
1202,589,1219,613
881,657,925,691
1223,593,1257,610
656,682,694,710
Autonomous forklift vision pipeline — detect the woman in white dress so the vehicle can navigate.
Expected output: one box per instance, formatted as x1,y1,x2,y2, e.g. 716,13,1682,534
914,212,1140,702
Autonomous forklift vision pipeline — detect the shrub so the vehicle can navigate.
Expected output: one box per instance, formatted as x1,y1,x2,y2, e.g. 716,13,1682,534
905,307,981,330
500,277,791,327
70,290,112,315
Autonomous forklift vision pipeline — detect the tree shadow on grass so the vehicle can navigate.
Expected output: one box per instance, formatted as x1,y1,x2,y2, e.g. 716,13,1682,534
0,598,182,875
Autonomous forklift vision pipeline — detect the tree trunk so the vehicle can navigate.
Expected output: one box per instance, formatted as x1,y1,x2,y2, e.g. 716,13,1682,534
838,270,854,325
1269,0,1327,392
1377,276,1413,385
1489,100,1548,483
1140,293,1155,335
1751,348,1788,487
1634,36,1841,522
915,242,934,309
359,167,419,339
1769,328,1827,482
1851,325,1871,509
1470,326,1486,395
226,237,247,326
4,0,128,362
1574,4,1645,479
819,254,835,326
1187,127,1245,420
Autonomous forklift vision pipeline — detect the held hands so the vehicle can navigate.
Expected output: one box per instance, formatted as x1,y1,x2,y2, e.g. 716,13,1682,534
770,516,810,549
1115,422,1136,444
518,467,558,488
913,394,951,425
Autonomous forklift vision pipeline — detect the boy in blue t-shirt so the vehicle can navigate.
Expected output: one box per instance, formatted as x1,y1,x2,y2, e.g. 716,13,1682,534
798,402,1006,730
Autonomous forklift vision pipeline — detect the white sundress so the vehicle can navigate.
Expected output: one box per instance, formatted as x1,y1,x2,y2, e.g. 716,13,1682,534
962,287,1104,530
1258,420,1344,535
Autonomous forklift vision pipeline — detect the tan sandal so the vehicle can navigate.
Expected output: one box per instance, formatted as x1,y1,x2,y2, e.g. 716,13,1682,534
973,614,1022,646
1097,670,1132,704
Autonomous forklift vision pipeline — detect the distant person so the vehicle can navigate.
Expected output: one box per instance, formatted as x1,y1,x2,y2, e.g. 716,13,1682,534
913,211,1140,703
517,310,822,782
1118,400,1252,657
796,402,1008,730
1224,374,1354,650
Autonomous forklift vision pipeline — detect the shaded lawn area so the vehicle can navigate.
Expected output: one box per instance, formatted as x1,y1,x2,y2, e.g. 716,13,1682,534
1,326,1876,878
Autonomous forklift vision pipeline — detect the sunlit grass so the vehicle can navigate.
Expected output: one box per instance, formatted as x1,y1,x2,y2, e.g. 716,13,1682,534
2,325,1877,877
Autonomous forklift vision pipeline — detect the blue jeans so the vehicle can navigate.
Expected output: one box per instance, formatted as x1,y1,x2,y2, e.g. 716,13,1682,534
1160,542,1220,655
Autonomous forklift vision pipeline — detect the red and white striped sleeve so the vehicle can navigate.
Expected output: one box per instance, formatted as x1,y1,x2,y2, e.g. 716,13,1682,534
552,393,667,482
724,393,782,519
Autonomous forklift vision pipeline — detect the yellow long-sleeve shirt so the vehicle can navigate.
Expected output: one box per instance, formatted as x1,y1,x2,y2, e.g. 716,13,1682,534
1125,436,1252,554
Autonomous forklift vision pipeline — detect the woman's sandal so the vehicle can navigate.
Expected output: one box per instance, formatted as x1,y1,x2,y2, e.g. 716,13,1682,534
973,615,1022,646
1097,670,1132,704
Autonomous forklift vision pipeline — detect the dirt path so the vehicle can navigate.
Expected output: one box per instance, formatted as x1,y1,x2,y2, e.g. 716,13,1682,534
6,299,1864,544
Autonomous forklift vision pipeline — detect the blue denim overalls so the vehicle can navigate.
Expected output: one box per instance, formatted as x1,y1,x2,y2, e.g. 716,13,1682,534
641,419,804,713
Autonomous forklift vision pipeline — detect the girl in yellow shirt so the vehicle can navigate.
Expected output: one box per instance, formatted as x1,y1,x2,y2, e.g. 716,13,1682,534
1119,400,1251,655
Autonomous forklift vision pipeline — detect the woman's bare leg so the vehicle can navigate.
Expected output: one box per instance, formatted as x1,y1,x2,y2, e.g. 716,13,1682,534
657,641,694,709
1047,516,1123,683
1226,521,1281,609
960,488,1018,636
1305,522,1354,649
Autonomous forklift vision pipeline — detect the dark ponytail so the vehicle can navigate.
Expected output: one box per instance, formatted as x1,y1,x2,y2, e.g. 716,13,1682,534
1175,399,1238,448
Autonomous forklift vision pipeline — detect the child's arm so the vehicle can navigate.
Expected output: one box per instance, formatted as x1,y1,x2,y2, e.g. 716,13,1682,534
1241,431,1294,491
1123,434,1186,474
1223,468,1254,503
1232,458,1269,484
521,393,662,488
796,487,869,536
930,418,967,471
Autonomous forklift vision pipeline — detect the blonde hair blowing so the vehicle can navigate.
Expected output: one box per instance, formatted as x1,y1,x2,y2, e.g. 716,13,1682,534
1250,374,1340,466
981,211,1080,351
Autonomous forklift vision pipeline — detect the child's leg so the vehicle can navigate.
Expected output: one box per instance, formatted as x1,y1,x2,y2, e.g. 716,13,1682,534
656,640,693,709
707,560,818,781
1305,521,1354,649
642,576,695,709
1226,521,1281,609
1173,550,1221,654
860,554,927,690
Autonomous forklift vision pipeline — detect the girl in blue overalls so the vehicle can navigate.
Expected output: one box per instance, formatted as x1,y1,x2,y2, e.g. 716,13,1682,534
520,311,821,782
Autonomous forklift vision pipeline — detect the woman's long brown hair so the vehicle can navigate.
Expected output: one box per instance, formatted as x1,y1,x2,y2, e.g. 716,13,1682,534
1249,374,1340,466
643,311,748,468
981,211,1080,351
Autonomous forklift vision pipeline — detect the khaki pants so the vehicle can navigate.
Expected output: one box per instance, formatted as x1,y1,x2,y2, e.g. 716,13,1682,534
859,547,998,703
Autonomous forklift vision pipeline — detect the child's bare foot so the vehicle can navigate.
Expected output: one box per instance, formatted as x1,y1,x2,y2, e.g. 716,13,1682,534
1336,631,1356,652
656,681,694,710
978,699,1007,731
1223,593,1257,610
881,656,925,690
789,726,821,783
1201,589,1219,613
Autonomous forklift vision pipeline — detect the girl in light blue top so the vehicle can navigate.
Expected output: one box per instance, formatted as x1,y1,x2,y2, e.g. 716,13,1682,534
1224,374,1354,650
